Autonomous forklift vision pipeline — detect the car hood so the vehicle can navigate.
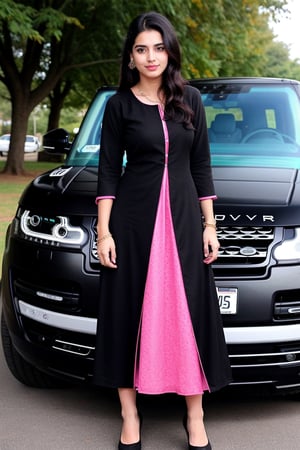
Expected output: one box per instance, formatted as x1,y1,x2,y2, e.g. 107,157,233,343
19,164,300,226
213,166,300,226
19,166,99,215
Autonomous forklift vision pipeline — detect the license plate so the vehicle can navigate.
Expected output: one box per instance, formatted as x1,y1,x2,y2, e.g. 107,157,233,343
217,287,238,314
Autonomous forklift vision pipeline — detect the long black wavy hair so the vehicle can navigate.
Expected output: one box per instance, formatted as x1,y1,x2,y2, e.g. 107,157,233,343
118,11,194,127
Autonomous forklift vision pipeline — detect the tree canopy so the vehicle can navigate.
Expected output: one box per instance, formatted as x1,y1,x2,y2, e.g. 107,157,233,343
0,0,297,175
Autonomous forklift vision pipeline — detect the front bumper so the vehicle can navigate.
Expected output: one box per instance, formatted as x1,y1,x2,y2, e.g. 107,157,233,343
2,236,300,390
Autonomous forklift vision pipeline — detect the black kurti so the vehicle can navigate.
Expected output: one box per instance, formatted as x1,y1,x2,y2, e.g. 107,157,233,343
94,85,231,392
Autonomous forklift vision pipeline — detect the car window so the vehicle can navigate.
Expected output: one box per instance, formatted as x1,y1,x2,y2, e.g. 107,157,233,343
67,90,116,167
65,84,300,170
199,84,300,169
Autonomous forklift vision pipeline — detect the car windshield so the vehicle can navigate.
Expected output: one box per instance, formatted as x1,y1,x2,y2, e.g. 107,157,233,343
66,82,300,169
200,82,300,169
67,89,116,167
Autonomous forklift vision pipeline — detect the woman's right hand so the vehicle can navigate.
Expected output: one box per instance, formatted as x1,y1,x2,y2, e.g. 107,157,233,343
97,236,117,268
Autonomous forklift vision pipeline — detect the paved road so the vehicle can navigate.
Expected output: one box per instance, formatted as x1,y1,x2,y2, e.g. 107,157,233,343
0,342,299,450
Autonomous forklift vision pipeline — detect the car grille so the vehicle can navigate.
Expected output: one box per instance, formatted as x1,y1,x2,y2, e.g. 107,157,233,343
213,226,275,277
216,226,274,263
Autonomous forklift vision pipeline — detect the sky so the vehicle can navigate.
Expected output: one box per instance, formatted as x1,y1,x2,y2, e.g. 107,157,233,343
271,0,300,60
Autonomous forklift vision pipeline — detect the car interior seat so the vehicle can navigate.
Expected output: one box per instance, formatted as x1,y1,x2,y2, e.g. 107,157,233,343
209,113,242,143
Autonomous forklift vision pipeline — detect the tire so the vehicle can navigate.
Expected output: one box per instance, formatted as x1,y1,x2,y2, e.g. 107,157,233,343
1,313,68,388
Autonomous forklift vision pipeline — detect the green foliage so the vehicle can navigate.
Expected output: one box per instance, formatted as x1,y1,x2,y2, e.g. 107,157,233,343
264,41,300,79
0,0,87,173
0,0,42,42
0,0,298,175
177,0,288,78
0,0,83,43
35,7,83,41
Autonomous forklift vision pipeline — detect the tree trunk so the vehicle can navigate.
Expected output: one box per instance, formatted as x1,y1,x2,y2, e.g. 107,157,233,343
38,79,72,163
1,99,31,175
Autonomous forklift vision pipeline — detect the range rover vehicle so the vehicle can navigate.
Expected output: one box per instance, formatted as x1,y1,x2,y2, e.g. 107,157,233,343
1,77,300,392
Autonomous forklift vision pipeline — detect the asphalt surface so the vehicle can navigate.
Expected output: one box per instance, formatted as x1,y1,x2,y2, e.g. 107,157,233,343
0,340,299,450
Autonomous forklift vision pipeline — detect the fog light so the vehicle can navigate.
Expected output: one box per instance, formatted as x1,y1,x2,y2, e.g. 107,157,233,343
286,353,297,362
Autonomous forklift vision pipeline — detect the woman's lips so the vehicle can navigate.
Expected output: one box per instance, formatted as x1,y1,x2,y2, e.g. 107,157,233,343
145,65,159,71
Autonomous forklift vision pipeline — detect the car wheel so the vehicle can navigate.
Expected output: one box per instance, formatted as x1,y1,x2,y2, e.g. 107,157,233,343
1,313,68,388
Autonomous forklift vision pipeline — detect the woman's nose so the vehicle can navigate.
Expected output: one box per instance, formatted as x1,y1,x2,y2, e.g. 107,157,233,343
147,49,155,61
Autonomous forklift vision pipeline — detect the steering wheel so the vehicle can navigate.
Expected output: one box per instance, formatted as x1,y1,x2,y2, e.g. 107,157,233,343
242,128,284,143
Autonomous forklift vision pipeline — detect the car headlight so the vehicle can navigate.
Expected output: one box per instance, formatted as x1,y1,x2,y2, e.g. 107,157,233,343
18,210,85,245
273,228,300,262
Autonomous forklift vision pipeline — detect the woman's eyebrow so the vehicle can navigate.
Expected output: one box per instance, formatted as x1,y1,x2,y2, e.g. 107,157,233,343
134,42,164,48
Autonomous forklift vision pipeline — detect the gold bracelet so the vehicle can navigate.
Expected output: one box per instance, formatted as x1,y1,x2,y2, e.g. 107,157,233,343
203,222,217,229
97,233,112,243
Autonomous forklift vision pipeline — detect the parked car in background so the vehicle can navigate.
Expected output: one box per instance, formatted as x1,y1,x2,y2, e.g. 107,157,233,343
0,134,11,156
1,77,300,393
0,134,40,156
24,135,40,153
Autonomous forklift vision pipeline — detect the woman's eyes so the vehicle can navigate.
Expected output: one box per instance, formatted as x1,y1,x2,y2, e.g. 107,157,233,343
135,46,165,53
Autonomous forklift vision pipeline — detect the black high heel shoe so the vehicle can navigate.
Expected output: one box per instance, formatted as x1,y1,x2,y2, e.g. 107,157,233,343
118,412,143,450
182,414,211,450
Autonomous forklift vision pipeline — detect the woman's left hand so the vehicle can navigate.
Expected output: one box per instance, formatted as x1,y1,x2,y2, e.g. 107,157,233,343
203,227,220,264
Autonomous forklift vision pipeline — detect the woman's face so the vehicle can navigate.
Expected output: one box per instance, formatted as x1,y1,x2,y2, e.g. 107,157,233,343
130,29,168,82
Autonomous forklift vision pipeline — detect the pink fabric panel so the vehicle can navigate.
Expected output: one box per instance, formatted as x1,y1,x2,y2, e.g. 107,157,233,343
134,167,209,395
134,105,209,394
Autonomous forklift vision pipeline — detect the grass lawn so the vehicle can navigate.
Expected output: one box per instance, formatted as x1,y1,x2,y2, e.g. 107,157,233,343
0,161,59,270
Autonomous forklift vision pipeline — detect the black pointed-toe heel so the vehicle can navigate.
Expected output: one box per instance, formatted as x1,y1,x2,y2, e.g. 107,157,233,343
118,441,141,450
118,413,143,450
183,414,211,450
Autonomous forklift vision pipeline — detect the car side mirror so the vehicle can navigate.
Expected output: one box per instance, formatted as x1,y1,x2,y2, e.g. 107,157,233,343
43,128,71,154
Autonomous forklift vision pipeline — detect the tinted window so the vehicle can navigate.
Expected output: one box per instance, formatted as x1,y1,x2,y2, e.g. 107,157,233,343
199,84,300,169
66,83,300,169
67,90,116,167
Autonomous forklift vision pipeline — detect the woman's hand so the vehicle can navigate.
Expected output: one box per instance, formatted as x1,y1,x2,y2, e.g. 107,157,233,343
203,227,220,264
97,236,117,268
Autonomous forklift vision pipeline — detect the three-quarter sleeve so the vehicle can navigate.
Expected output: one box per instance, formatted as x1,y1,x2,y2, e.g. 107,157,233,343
188,87,216,199
97,94,125,198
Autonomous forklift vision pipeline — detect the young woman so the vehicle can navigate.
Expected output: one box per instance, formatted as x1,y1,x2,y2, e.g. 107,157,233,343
94,11,231,450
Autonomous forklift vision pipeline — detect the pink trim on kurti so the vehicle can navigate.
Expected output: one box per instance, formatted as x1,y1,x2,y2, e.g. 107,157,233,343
199,195,217,201
134,106,209,395
95,195,115,204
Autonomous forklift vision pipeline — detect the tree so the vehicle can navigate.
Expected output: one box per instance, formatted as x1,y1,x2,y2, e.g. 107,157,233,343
264,40,300,79
47,78,72,131
0,0,122,174
0,0,86,174
0,0,291,174
178,0,289,78
45,0,290,125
